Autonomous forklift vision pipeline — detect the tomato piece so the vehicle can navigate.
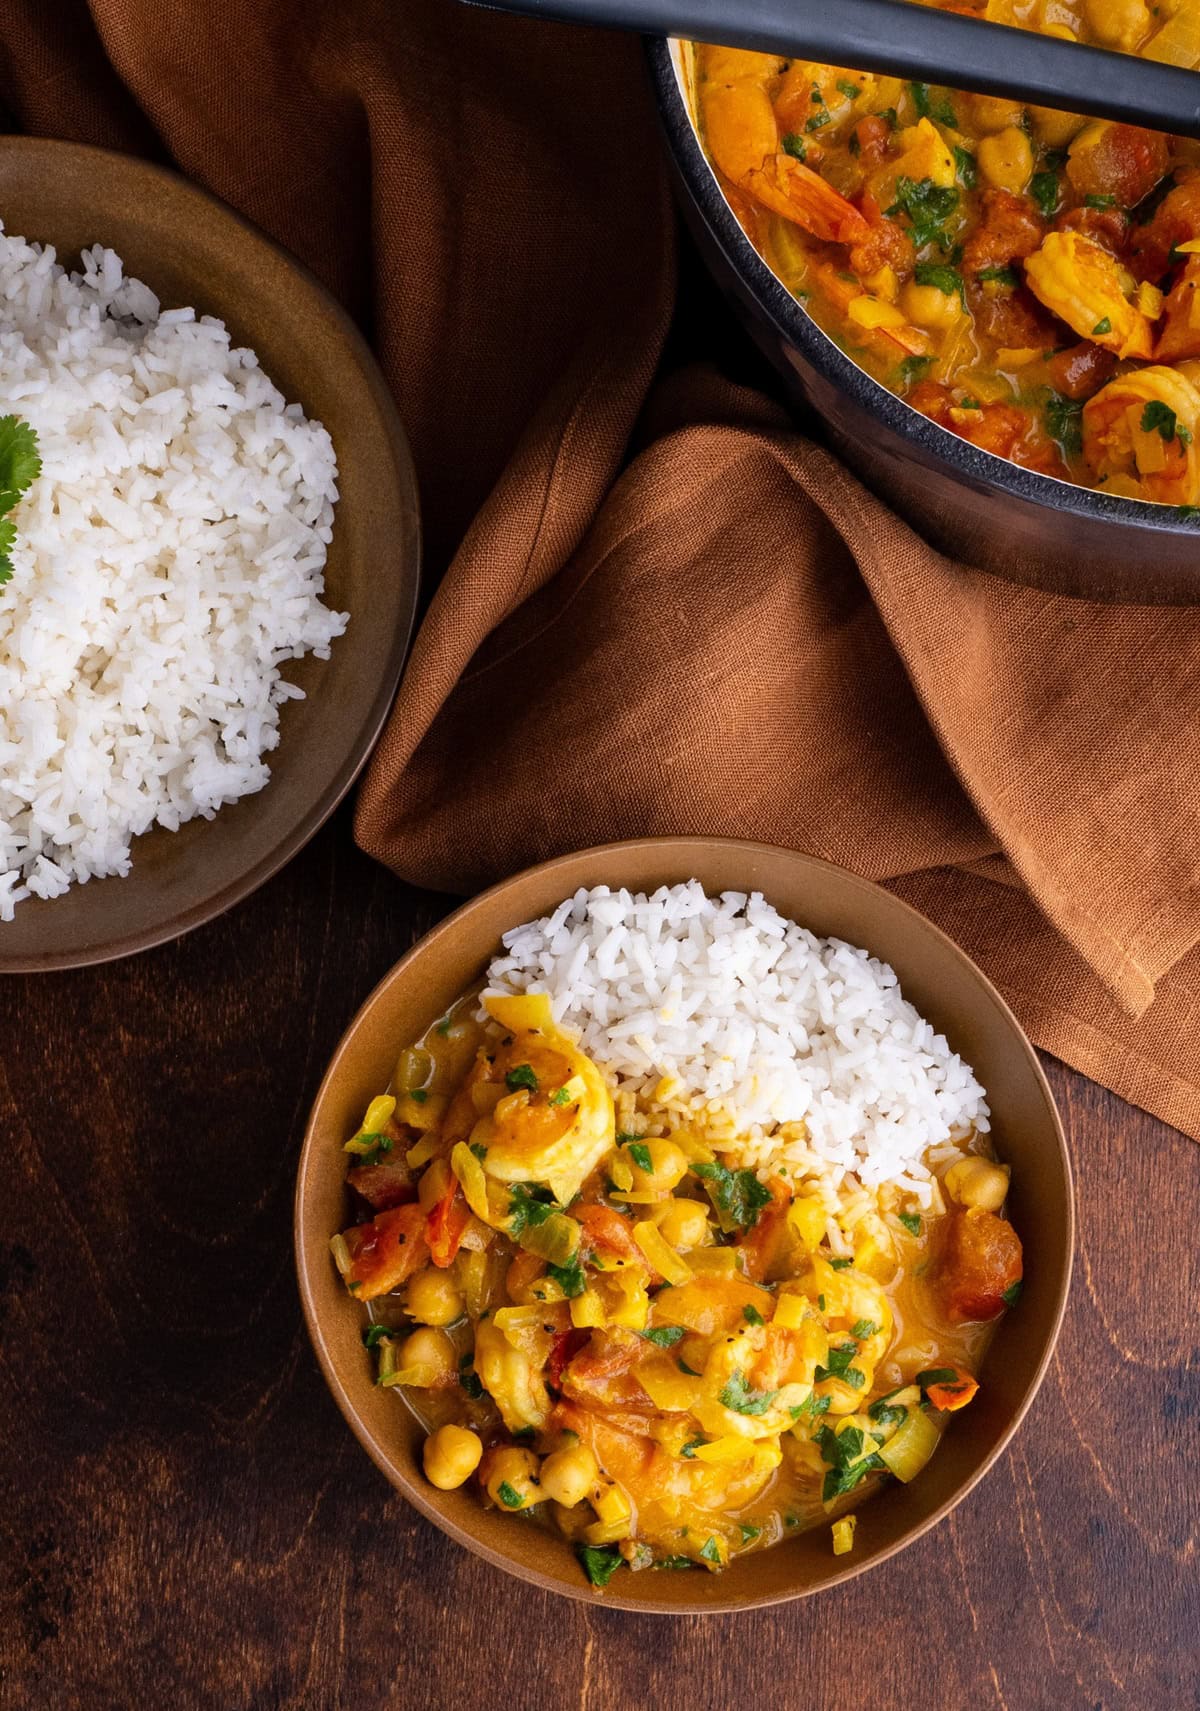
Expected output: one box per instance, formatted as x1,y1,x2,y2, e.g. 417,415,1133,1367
341,1203,427,1299
426,1178,470,1268
548,1327,590,1391
740,1176,794,1282
853,115,892,171
923,1366,980,1412
575,1202,638,1259
346,1157,417,1212
937,1207,1023,1322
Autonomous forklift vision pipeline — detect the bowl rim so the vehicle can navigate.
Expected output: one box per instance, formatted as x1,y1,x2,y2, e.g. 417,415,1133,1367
0,137,421,973
295,836,1075,1613
646,36,1200,546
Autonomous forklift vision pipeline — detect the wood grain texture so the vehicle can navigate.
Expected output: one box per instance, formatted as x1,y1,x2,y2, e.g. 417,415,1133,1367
1,812,1197,1711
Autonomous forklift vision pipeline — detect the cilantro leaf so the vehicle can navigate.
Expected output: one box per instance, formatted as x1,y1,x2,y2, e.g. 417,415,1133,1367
914,261,966,307
743,1304,765,1327
976,264,1019,287
868,1397,908,1427
899,353,936,387
504,1063,538,1094
699,1536,722,1565
626,1141,653,1173
692,1161,771,1232
1142,400,1190,443
497,1480,526,1509
640,1325,685,1348
0,416,40,587
577,1544,623,1587
886,176,960,251
1002,1279,1023,1306
505,1183,556,1237
548,1087,572,1107
362,1324,391,1349
680,1435,708,1458
547,1252,586,1298
850,1319,879,1340
909,81,957,127
781,132,807,160
1045,391,1084,457
828,1256,853,1271
953,145,977,189
1030,169,1060,218
739,1522,762,1542
719,1369,777,1416
458,1357,484,1400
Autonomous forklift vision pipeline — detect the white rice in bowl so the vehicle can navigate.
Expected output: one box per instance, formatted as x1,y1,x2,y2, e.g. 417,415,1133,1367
484,880,990,1216
0,226,345,919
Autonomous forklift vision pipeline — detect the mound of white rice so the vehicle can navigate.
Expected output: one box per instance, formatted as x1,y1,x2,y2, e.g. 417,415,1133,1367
486,881,989,1196
0,228,345,918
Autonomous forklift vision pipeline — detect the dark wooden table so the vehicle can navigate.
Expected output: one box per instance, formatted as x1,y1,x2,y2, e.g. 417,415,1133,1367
2,807,1196,1711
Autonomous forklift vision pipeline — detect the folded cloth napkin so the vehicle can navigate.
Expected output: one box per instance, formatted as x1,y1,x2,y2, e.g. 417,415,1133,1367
11,0,1200,1136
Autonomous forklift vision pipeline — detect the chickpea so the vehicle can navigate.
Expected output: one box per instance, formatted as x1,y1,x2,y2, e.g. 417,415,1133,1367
652,1196,711,1250
538,1443,598,1509
485,1446,542,1510
977,127,1034,196
944,1156,1011,1212
399,1325,457,1384
901,280,963,332
1084,0,1150,51
1029,104,1087,150
627,1136,688,1195
423,1424,483,1490
963,93,1026,134
405,1266,464,1327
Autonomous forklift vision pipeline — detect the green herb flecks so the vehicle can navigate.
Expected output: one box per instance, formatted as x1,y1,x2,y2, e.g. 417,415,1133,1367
626,1141,653,1173
504,1063,538,1094
743,1304,766,1327
953,146,977,189
816,1423,884,1502
739,1521,762,1543
547,1252,587,1298
506,1182,556,1238
1092,316,1112,336
850,1319,879,1340
1084,192,1117,210
1045,391,1085,457
900,353,936,387
1030,169,1061,218
837,79,861,100
1142,399,1192,444
886,176,960,251
640,1325,686,1348
497,1480,526,1509
362,1324,391,1349
719,1370,777,1417
693,1160,772,1233
577,1544,623,1587
976,264,1019,287
909,81,957,127
699,1536,723,1566
782,132,807,160
914,261,966,307
0,416,40,588
1002,1279,1024,1306
548,1087,572,1108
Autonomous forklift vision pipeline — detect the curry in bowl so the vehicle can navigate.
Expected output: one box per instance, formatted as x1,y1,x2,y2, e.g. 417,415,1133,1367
691,2,1200,505
328,882,1022,1592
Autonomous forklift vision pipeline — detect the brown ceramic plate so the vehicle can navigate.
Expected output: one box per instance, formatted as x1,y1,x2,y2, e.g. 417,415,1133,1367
0,139,419,972
296,838,1073,1613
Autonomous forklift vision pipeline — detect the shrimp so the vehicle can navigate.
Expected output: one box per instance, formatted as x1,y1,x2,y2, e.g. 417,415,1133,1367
1023,230,1156,358
1082,365,1200,504
699,50,870,245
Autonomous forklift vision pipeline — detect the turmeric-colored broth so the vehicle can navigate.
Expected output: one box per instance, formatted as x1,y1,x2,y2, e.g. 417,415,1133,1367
692,3,1200,506
332,987,1023,1588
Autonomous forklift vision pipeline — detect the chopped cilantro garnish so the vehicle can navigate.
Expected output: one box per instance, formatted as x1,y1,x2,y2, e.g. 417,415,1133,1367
917,1366,959,1389
435,1017,452,1037
653,1555,697,1570
851,1319,879,1340
678,1357,701,1376
900,353,936,386
1030,170,1060,218
815,1341,859,1383
506,1183,556,1237
362,1324,391,1349
886,176,960,251
868,1396,908,1427
977,264,1019,287
626,1141,653,1173
909,81,957,127
743,1304,765,1327
1092,316,1112,335
898,1211,922,1237
739,1522,762,1543
876,106,898,128
458,1357,484,1399
693,1161,771,1232
1084,193,1116,209
699,1537,722,1565
504,1063,538,1094
816,1423,884,1500
409,1088,428,1105
914,261,966,306
719,1369,777,1416
829,1256,853,1271
1002,1279,1024,1306
953,145,977,189
548,1087,572,1108
577,1544,623,1586
547,1252,586,1299
1045,391,1085,457
680,1436,708,1458
805,109,831,133
781,132,807,160
0,416,40,587
1142,399,1190,443
795,1392,831,1420
817,1293,826,1312
497,1480,525,1509
837,79,861,100
641,1325,686,1347
469,1141,488,1161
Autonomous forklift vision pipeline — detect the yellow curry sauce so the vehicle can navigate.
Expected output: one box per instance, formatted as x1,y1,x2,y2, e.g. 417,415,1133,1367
693,2,1200,505
332,990,1023,1589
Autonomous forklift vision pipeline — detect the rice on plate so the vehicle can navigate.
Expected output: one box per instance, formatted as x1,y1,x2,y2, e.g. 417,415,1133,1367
332,880,1023,1585
0,225,345,920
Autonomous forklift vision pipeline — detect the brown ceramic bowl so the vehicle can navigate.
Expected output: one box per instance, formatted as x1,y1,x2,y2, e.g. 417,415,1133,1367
296,838,1073,1612
0,139,419,972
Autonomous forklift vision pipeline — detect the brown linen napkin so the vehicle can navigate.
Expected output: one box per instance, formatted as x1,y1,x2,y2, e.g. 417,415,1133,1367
6,0,1199,1135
